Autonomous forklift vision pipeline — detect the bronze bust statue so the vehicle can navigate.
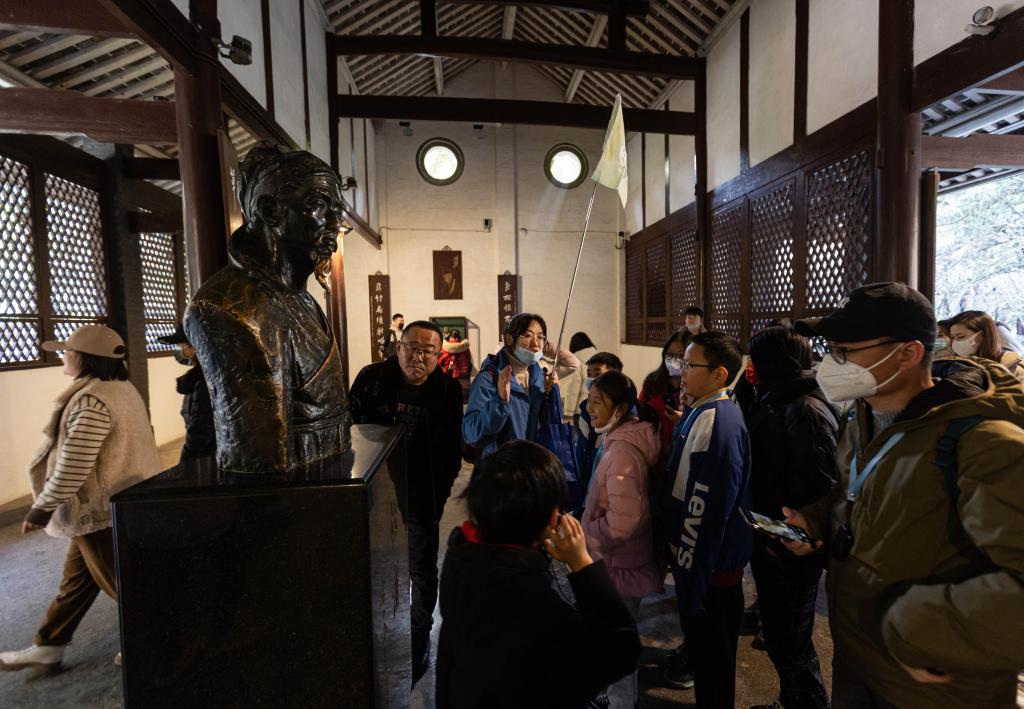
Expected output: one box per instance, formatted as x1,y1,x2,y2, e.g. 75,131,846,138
184,144,352,473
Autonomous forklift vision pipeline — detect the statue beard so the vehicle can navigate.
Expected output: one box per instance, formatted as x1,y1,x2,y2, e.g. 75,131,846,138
311,250,332,293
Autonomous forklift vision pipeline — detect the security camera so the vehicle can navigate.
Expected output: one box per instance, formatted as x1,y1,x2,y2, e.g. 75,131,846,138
966,6,996,35
212,35,253,65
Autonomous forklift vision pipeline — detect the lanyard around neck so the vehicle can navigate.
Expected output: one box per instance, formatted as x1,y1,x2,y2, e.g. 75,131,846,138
680,389,731,433
847,432,905,503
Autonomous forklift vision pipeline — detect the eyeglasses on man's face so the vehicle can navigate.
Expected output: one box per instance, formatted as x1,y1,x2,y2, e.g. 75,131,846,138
398,342,439,361
822,340,897,365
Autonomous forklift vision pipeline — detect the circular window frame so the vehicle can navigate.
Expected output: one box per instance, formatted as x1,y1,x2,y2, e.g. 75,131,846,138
416,138,464,186
544,143,589,189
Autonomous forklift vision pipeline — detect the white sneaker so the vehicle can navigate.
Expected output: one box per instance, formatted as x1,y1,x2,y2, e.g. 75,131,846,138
0,644,65,671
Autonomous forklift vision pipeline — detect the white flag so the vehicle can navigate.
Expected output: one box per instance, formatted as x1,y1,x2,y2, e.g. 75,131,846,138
591,93,628,208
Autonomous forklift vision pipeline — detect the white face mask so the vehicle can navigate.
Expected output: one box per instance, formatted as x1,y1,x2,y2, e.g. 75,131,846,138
585,377,594,391
685,323,701,334
815,344,904,404
664,356,684,377
594,411,621,435
951,332,980,358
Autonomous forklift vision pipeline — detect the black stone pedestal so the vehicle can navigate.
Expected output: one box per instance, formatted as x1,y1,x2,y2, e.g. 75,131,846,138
111,424,409,708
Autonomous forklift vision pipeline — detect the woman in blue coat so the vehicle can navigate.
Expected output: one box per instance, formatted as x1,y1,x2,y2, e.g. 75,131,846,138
463,313,578,456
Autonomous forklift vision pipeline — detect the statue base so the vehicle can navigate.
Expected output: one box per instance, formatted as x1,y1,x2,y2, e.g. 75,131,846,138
111,424,408,708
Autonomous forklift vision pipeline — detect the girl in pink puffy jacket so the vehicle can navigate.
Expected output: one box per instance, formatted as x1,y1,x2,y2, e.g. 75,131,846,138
582,371,664,708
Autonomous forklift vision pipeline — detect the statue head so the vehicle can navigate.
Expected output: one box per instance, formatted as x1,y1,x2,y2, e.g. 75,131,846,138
232,143,349,290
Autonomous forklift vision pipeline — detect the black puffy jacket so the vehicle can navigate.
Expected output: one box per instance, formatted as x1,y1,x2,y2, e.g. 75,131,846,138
746,372,839,521
176,365,216,461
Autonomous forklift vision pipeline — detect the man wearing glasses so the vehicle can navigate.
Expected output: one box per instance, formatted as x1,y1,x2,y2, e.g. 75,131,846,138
349,320,464,686
783,282,1024,709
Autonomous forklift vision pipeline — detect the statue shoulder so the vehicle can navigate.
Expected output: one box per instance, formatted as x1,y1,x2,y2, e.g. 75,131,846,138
188,266,274,320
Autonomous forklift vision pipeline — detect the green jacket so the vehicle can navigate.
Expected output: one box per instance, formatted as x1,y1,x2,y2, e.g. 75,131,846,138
801,357,1024,708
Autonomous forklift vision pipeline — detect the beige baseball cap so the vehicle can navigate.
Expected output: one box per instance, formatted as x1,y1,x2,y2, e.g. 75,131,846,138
42,324,126,359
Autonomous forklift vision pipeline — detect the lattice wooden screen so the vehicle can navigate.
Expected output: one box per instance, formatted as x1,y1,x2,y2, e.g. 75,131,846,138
750,181,796,333
625,245,643,343
140,231,180,352
45,173,108,340
708,204,744,341
0,155,40,364
645,240,668,344
670,224,699,331
806,149,873,313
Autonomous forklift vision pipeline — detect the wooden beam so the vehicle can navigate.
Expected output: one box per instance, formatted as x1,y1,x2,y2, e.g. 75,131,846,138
98,0,200,75
221,68,297,148
921,134,1024,170
695,57,709,310
342,201,383,247
433,57,444,96
608,0,626,51
421,0,438,36
334,34,699,80
739,8,749,171
335,94,697,134
977,66,1024,94
919,170,939,302
327,33,339,172
912,4,1024,110
127,210,184,233
876,0,920,287
565,15,606,101
0,1,133,38
0,87,175,143
444,0,648,16
794,0,808,140
123,157,180,180
261,0,274,117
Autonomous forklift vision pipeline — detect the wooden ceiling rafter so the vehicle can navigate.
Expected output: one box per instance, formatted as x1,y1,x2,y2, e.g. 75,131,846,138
58,43,153,88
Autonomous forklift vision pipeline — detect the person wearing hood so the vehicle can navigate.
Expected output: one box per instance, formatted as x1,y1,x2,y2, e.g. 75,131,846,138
948,310,1024,383
158,324,216,462
784,283,1024,709
463,312,578,457
744,326,838,709
561,332,599,422
436,440,641,709
582,371,663,708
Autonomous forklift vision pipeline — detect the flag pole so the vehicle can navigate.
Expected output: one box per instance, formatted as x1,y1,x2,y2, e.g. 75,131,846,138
552,180,600,372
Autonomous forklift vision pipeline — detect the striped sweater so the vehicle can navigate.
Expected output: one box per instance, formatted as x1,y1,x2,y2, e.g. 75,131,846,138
32,394,111,512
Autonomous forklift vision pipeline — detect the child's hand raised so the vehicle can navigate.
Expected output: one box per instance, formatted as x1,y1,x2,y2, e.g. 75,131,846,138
544,514,593,573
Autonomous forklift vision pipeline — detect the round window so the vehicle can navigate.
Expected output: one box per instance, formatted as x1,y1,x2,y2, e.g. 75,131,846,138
417,138,464,186
544,144,588,189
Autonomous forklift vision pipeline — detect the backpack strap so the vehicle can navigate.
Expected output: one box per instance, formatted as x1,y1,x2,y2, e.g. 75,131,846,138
933,415,992,567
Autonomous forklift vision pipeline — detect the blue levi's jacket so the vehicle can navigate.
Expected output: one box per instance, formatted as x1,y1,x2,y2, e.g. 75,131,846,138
462,349,545,457
663,389,752,615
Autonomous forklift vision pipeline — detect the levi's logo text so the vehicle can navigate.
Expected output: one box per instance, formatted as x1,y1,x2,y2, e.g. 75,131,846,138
676,481,710,569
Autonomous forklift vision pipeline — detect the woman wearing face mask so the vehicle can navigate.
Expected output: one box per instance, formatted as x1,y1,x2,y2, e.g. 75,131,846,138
582,371,663,709
639,330,689,460
949,310,1024,383
463,312,579,458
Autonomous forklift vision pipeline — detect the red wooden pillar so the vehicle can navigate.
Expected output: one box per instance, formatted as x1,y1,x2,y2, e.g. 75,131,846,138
175,1,229,288
876,0,922,287
695,57,710,310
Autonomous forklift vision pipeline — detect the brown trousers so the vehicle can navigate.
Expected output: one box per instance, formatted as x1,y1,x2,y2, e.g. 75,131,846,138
34,527,117,647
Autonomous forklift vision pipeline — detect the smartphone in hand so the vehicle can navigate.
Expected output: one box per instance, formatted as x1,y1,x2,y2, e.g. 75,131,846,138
741,509,815,545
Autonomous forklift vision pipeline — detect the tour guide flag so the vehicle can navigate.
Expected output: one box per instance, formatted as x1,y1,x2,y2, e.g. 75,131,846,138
591,93,628,208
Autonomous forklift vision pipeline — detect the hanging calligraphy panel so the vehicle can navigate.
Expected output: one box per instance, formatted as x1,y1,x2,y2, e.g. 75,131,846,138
368,274,391,363
497,274,519,336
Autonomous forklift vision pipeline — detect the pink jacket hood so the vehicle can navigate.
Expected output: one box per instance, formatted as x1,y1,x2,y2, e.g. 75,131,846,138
602,418,660,468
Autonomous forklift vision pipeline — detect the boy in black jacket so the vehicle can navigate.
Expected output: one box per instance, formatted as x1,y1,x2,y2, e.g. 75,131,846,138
436,440,641,709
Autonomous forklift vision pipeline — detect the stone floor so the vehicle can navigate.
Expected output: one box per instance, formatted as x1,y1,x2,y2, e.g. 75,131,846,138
0,439,837,708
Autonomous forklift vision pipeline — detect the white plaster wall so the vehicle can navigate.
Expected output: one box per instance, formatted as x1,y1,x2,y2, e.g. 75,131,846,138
271,0,305,148
707,19,742,188
305,9,331,161
148,356,186,446
750,0,795,166
668,82,696,212
343,63,622,379
0,359,184,505
807,0,878,134
218,0,266,107
170,0,189,19
619,344,662,388
915,0,1024,63
644,134,666,224
625,134,643,234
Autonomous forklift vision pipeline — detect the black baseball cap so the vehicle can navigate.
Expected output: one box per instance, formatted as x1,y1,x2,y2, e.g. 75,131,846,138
794,282,937,348
157,323,189,346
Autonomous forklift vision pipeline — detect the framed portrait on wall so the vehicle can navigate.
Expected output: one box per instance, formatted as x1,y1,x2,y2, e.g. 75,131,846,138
433,249,463,300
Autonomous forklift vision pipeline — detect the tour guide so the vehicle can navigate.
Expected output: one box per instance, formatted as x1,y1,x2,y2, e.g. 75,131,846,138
784,282,1024,708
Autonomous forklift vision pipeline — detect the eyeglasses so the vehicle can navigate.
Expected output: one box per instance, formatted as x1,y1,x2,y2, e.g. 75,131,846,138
681,361,717,373
822,340,897,365
398,342,439,360
517,333,547,346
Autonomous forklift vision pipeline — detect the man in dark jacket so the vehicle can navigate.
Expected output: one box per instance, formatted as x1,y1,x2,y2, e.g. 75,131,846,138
745,326,838,709
348,320,463,684
158,326,216,463
437,440,640,709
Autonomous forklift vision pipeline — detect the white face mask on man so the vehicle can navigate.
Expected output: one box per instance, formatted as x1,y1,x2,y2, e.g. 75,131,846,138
951,332,980,358
815,344,905,404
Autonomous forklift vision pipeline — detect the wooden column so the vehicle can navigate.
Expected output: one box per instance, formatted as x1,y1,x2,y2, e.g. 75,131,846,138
100,144,150,405
175,1,228,289
876,0,921,287
695,58,709,309
918,169,940,302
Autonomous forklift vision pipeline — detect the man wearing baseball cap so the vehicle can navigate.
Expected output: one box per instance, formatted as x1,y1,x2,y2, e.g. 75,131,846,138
157,324,216,462
780,283,1024,708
